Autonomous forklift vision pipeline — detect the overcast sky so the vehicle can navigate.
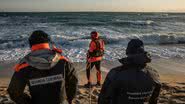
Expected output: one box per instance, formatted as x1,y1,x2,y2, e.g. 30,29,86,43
0,0,185,12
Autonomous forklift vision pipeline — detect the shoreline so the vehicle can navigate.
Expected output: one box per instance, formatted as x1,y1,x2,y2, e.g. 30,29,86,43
1,58,185,77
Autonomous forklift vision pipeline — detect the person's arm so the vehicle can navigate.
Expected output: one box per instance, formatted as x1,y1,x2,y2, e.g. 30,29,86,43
149,82,161,104
64,61,78,104
7,72,31,104
98,69,117,104
147,67,161,104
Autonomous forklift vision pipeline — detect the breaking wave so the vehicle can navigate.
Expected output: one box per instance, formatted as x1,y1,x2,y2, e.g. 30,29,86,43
1,12,185,62
1,33,185,50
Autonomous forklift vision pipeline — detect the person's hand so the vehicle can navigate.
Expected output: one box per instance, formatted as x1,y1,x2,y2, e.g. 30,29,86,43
87,51,90,58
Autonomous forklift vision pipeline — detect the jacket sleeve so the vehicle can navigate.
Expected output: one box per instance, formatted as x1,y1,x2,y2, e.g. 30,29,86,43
98,69,117,104
7,71,31,104
147,67,162,104
64,61,78,104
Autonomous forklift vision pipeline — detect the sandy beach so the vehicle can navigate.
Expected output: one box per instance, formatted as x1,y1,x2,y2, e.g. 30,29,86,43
0,59,185,104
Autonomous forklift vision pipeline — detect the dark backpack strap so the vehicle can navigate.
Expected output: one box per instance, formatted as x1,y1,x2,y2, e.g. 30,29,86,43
94,39,104,50
93,40,101,50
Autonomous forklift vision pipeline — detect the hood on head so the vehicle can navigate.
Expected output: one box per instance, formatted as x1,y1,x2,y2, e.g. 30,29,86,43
91,31,99,40
126,39,144,55
119,52,151,66
22,49,61,70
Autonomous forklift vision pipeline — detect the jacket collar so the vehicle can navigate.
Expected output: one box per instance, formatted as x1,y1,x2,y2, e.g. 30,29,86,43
119,52,151,66
31,43,50,51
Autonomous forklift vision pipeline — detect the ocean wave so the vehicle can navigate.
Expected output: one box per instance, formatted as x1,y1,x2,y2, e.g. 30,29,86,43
1,45,185,62
0,19,8,24
110,20,155,27
0,36,28,49
101,34,185,45
67,34,185,46
1,34,185,62
1,33,185,50
62,20,155,27
66,22,105,26
50,33,185,49
0,12,185,62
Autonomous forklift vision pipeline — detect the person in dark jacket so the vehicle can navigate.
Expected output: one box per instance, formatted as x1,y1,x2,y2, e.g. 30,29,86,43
98,39,161,104
7,30,78,104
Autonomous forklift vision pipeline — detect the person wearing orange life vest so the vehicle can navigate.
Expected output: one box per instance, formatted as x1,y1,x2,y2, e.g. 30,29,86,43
7,30,78,104
84,31,105,87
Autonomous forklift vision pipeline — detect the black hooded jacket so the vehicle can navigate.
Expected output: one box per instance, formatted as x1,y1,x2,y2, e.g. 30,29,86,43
98,53,161,104
7,49,78,104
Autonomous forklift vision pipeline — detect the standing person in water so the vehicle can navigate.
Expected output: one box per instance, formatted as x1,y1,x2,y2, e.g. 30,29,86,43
98,39,161,104
84,31,105,87
7,30,78,104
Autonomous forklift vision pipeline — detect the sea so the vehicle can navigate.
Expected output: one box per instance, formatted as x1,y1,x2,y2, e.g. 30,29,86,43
0,12,185,62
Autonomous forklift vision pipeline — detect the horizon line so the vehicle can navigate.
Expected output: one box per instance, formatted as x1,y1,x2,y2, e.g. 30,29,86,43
0,11,185,13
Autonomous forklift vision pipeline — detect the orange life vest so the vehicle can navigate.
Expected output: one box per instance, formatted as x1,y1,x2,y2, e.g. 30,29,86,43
89,39,105,57
88,39,105,63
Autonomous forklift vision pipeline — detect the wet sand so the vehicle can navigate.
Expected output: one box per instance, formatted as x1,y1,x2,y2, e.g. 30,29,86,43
0,59,185,104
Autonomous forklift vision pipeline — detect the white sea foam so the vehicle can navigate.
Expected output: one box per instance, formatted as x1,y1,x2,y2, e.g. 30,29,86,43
1,32,185,62
0,13,185,62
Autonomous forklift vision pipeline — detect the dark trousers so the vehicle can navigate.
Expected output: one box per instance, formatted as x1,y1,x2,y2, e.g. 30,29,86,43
86,61,102,83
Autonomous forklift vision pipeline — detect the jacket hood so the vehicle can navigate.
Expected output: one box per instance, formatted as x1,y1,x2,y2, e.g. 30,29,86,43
119,52,151,66
21,49,61,70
